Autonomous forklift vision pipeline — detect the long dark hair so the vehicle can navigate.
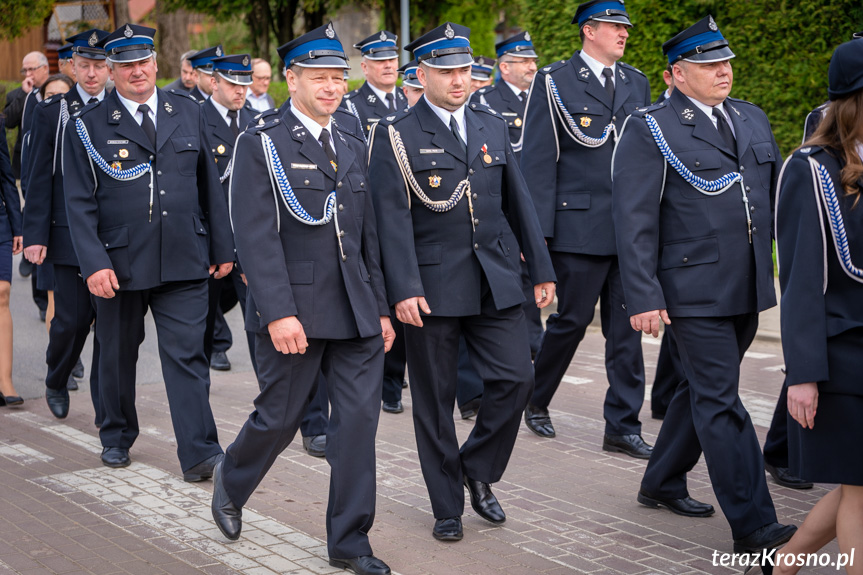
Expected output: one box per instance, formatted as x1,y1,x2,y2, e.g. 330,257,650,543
804,89,863,200
39,73,75,98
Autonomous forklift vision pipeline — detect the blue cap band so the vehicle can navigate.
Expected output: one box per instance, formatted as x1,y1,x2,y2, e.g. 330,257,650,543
496,39,533,58
578,1,627,26
282,37,345,66
412,36,471,60
105,35,154,53
666,29,726,63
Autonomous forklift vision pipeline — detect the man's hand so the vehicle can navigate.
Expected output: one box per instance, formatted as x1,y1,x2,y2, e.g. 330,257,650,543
268,316,308,354
209,262,234,279
395,296,431,327
22,77,35,93
380,316,395,352
87,269,119,298
788,382,818,430
240,273,247,286
12,236,23,256
23,244,46,264
534,282,556,309
630,309,670,338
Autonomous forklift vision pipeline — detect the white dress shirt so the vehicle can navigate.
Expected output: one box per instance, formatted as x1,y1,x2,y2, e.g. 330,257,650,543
423,95,467,145
580,49,616,89
116,89,158,129
289,100,336,156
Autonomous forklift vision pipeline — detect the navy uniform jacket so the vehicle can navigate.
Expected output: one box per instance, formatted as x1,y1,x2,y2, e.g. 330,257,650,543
777,146,863,393
274,98,365,146
201,98,255,197
470,84,526,148
342,81,407,137
612,89,781,318
63,88,235,290
367,97,555,316
520,52,651,255
23,88,90,265
163,78,190,94
802,102,828,143
0,116,22,241
230,107,389,339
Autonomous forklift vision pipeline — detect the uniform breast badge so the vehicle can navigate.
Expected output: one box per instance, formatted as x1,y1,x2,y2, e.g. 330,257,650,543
429,175,442,188
111,161,122,170
118,148,129,158
482,144,492,164
217,144,226,154
514,118,522,127
580,116,592,128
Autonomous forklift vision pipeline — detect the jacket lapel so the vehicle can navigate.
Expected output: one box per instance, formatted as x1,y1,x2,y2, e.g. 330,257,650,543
611,66,632,115
573,53,613,110
725,101,753,161
332,128,357,188
203,99,236,148
155,90,180,152
281,108,337,180
670,90,731,156
416,98,467,165
105,90,155,154
465,109,485,167
497,84,525,115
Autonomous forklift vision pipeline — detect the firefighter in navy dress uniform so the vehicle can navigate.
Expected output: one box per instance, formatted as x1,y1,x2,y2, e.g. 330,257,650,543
63,24,234,478
519,0,653,460
187,45,223,102
210,22,395,575
368,22,556,542
23,28,110,423
612,15,796,554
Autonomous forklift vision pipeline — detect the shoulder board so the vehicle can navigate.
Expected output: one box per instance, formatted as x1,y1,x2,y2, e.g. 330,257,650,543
167,89,200,106
336,123,365,144
725,96,758,108
539,60,568,75
40,93,66,107
469,102,502,118
633,100,667,116
344,90,359,100
795,145,823,157
619,62,646,77
251,116,283,133
74,99,101,118
253,108,279,122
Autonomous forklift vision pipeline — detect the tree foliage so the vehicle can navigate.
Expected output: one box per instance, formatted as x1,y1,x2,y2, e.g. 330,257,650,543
519,0,863,155
0,0,53,40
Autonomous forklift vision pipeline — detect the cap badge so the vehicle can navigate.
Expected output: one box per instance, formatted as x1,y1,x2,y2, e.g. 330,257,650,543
88,32,99,46
124,25,133,38
524,32,531,42
429,174,442,188
445,24,455,40
243,55,249,66
217,144,226,154
580,116,591,128
215,46,223,57
380,31,387,42
164,102,173,113
112,109,122,120
118,148,129,158
708,16,718,31
682,108,695,120
326,23,335,39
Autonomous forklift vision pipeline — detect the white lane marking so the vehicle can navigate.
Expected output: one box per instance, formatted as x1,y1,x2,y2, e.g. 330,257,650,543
562,375,592,385
0,442,54,464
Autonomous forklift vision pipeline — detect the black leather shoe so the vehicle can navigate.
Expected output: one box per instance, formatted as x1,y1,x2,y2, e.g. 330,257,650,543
101,447,131,468
764,462,813,490
464,476,505,524
603,434,653,459
212,460,242,540
210,350,231,371
302,435,326,457
459,397,481,420
72,358,85,379
0,392,23,407
19,258,33,278
401,380,408,388
524,403,555,438
329,555,391,575
45,388,69,419
66,375,79,391
183,453,222,482
432,516,463,541
637,489,715,517
382,400,403,414
733,522,797,554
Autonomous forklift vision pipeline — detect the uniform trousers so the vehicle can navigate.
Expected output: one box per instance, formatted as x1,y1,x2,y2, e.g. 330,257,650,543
94,279,221,471
404,287,533,519
205,272,256,373
763,380,790,469
381,312,406,404
641,314,777,539
300,372,329,437
531,252,645,435
45,264,101,423
223,334,384,558
651,329,683,417
519,259,543,355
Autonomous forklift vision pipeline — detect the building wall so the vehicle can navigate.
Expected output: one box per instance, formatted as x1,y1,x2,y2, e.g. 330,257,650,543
0,27,46,82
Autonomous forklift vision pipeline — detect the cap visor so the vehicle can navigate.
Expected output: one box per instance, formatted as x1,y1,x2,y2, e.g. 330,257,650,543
420,53,474,69
591,15,632,26
294,56,350,69
217,72,253,86
403,79,423,89
505,50,538,58
108,49,155,63
365,50,399,60
683,47,735,63
471,73,492,81
76,53,107,60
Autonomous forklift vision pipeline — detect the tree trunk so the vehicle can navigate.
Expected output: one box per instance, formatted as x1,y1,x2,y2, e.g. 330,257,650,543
155,3,190,78
113,0,131,26
382,0,399,45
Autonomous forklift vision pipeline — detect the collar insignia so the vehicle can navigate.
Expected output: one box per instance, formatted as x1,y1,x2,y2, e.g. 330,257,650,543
579,66,589,79
619,69,626,80
445,24,455,39
367,94,376,103
88,32,99,46
293,124,302,130
70,100,80,107
124,25,133,38
112,109,122,120
682,108,695,121
326,22,335,39
164,102,172,113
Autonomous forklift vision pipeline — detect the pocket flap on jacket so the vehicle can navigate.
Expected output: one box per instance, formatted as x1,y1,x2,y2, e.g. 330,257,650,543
661,236,719,269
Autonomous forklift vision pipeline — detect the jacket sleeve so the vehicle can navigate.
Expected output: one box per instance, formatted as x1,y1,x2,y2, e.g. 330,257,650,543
519,72,558,238
776,155,829,385
4,89,26,129
0,118,22,236
63,116,112,280
355,141,390,316
22,102,54,247
229,130,297,325
367,122,425,306
612,114,667,315
197,111,235,265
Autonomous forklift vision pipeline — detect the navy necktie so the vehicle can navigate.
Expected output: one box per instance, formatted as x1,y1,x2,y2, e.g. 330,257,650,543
713,107,736,151
138,104,156,149
602,67,615,101
450,115,466,154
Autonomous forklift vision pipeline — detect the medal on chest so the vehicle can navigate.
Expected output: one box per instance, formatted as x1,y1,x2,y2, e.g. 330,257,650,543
482,144,492,164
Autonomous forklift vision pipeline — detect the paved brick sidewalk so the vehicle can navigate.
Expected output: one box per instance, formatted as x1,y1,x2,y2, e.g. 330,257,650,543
0,327,842,575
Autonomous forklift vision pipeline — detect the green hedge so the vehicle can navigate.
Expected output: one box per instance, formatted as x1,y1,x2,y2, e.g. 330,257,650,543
519,0,863,156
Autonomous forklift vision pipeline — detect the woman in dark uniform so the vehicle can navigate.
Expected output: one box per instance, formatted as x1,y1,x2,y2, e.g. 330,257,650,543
765,39,863,575
0,106,24,406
